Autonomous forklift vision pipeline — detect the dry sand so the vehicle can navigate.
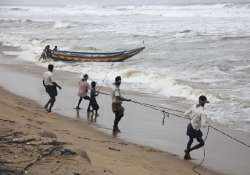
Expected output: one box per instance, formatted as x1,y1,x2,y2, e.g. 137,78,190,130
0,87,222,175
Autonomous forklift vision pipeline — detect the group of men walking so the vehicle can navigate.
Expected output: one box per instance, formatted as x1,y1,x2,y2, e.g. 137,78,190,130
42,63,209,160
42,64,130,133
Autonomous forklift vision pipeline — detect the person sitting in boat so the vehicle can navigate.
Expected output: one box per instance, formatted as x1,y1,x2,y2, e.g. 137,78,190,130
53,45,58,52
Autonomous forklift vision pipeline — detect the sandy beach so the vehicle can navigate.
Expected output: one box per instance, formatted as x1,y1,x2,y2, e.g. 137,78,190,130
1,0,250,174
0,43,250,174
0,86,223,175
0,40,226,175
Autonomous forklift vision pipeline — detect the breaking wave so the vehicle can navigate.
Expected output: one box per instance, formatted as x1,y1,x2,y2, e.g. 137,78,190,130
1,3,250,19
53,21,73,29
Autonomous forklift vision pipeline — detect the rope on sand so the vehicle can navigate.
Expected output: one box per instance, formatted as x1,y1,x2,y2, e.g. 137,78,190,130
192,126,210,175
99,91,250,175
99,91,250,148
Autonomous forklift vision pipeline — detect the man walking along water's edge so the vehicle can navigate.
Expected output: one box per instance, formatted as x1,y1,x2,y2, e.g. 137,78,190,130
43,64,62,112
87,81,99,122
112,76,131,133
184,95,209,160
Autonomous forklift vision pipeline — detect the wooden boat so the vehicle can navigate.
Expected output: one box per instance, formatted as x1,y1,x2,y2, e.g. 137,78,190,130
50,47,145,62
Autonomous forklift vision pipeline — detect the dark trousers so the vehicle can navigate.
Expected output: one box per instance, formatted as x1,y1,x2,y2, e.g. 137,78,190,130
87,98,99,112
186,123,205,153
76,96,90,109
44,85,57,112
113,112,123,131
186,135,204,153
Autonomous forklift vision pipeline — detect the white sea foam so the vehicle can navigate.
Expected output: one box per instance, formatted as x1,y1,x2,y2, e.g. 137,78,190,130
0,23,241,104
53,21,73,29
1,3,250,20
1,2,250,131
2,51,20,56
0,33,42,62
36,62,218,103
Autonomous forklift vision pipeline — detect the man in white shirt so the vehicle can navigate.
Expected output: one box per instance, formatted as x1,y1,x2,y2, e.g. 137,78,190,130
112,76,131,133
43,64,61,112
184,95,209,160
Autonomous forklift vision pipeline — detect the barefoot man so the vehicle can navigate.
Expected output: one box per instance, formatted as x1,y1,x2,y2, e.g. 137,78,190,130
75,74,90,110
43,64,62,112
112,76,131,133
184,95,209,160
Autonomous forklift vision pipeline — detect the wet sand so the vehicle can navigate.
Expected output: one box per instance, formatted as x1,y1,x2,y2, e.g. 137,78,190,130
0,47,250,174
0,79,222,175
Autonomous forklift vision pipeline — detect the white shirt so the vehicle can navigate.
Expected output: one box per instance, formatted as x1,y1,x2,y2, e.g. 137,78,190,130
112,87,121,103
184,105,208,130
43,71,53,86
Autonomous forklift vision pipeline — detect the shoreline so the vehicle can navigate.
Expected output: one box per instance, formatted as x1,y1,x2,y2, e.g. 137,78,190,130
0,48,250,174
0,86,221,175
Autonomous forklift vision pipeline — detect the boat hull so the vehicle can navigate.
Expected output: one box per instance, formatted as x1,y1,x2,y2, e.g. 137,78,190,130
51,47,145,62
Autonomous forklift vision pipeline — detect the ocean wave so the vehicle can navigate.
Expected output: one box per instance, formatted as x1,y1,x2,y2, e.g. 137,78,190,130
53,21,73,29
113,3,250,11
0,7,23,11
0,18,20,23
1,3,250,18
179,30,192,34
37,62,217,102
0,18,47,24
9,7,29,11
1,30,249,130
223,3,250,9
220,36,250,41
36,61,188,101
2,51,20,56
74,46,99,51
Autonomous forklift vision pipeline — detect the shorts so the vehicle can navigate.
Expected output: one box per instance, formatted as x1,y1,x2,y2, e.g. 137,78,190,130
83,96,90,100
186,123,203,138
112,103,124,117
45,85,57,98
90,98,99,110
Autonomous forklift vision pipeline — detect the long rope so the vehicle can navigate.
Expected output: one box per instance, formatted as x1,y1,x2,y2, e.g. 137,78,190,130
95,48,249,174
96,62,114,92
99,91,250,148
209,125,250,148
131,100,185,113
101,62,114,85
132,98,209,175
130,99,188,121
99,90,250,175
192,126,210,175
131,98,250,148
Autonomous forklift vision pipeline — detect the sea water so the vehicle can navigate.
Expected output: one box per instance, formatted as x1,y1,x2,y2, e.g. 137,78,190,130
1,0,250,132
